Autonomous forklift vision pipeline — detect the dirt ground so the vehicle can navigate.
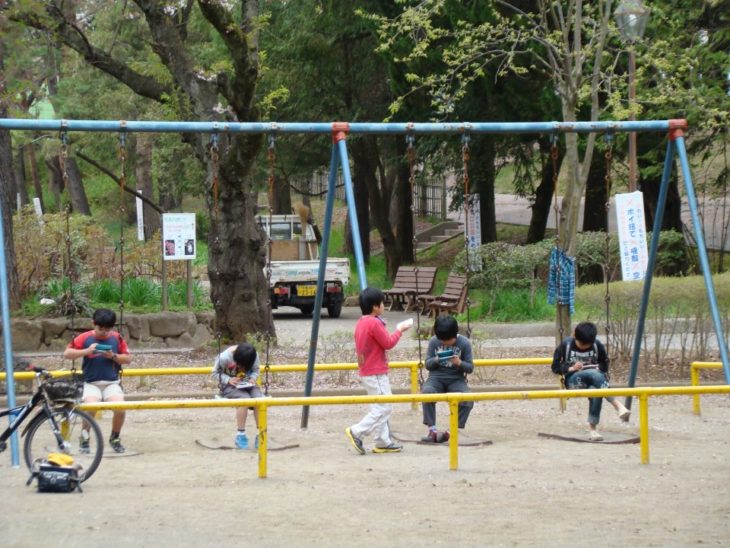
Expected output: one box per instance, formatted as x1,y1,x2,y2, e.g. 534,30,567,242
2,368,730,547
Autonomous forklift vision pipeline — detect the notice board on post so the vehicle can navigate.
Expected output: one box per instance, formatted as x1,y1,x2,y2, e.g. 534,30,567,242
162,213,196,261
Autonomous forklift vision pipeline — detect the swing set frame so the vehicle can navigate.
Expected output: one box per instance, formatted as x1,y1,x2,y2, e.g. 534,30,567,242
0,117,727,435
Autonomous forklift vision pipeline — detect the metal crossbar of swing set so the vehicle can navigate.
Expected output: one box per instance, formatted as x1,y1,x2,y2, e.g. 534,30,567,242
0,118,688,134
79,384,730,478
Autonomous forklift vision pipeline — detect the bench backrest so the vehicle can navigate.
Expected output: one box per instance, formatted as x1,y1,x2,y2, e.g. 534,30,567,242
440,274,467,300
391,266,437,293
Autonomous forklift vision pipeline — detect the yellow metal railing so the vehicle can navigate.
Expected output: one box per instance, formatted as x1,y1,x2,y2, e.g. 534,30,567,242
79,385,730,478
689,361,725,415
1,358,554,410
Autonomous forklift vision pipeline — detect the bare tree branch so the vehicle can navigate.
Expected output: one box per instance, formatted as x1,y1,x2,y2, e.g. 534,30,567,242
76,150,164,214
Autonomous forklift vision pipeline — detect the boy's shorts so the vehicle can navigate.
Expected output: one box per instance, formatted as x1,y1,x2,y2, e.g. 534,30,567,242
83,380,124,401
221,384,263,399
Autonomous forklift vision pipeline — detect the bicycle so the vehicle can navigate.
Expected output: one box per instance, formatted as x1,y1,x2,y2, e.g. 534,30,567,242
0,365,103,482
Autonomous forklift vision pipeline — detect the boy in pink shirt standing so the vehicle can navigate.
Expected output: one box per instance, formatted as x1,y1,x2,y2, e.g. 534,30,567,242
345,287,412,454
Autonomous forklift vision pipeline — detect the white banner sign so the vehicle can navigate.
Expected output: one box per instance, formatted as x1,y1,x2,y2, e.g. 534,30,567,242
162,213,196,261
464,194,482,271
135,191,145,241
615,191,648,281
32,197,44,225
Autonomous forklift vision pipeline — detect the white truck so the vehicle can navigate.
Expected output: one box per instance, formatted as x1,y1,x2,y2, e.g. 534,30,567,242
257,214,350,318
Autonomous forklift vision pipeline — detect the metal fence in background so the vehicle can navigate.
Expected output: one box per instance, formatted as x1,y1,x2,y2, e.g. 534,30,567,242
304,170,448,219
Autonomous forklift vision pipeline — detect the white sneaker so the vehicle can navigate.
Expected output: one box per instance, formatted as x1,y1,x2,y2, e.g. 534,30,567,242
589,430,604,442
617,404,631,421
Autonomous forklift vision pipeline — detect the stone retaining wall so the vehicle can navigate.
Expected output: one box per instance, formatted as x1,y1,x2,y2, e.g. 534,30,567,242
4,312,216,351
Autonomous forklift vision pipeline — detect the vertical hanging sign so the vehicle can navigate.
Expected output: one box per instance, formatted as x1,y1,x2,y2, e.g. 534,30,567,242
135,190,145,241
615,191,648,281
465,194,482,271
162,213,196,261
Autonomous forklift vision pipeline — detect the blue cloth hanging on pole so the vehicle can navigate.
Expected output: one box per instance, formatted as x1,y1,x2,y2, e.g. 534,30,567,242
547,247,575,315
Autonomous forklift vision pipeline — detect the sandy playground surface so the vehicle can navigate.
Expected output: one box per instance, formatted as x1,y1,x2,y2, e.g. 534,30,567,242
2,384,730,547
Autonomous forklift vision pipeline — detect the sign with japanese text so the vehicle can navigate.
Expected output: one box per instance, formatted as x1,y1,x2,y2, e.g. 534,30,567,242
615,191,648,281
162,213,196,261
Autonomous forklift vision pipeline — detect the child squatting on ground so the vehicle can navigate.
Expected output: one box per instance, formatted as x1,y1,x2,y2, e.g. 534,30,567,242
63,308,132,453
345,287,412,454
551,321,631,441
421,315,474,443
212,343,263,449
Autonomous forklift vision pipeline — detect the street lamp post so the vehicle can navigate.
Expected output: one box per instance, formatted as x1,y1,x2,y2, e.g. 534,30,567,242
614,0,650,193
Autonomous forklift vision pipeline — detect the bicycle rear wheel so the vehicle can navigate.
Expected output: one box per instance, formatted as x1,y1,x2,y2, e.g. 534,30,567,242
23,408,104,482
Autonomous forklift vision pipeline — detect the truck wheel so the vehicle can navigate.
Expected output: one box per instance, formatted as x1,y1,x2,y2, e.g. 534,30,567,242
326,301,342,318
299,304,314,316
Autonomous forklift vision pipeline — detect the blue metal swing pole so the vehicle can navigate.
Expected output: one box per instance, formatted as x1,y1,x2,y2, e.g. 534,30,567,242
675,135,730,381
337,137,368,290
625,138,675,411
0,189,20,467
301,144,340,428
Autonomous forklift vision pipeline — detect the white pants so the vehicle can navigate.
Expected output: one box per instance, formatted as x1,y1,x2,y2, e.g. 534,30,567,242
350,374,393,448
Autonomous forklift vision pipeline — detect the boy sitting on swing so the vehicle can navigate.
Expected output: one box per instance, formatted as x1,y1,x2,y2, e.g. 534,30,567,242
211,343,262,449
551,321,631,441
421,315,474,443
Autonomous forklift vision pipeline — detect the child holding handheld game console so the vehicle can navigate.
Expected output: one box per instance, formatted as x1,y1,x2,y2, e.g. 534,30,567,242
63,308,132,453
421,315,474,443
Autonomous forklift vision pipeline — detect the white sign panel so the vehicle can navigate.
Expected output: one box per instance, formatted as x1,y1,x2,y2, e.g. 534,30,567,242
615,191,648,281
136,191,145,241
32,197,44,225
464,194,482,271
162,213,196,261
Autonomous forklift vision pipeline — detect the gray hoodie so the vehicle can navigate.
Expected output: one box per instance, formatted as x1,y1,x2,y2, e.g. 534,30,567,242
424,334,474,380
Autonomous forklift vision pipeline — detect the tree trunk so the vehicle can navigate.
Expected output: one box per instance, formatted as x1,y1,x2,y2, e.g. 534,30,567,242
14,147,29,208
581,152,608,283
134,133,161,238
26,144,44,213
469,136,497,243
208,135,273,340
269,172,291,215
0,115,20,309
527,138,563,244
65,157,91,215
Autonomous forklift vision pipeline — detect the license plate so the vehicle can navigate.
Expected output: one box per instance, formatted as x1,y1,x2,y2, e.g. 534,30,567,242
297,285,316,297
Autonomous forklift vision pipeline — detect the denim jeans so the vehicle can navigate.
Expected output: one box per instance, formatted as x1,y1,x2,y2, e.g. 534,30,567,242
422,376,473,429
566,369,609,426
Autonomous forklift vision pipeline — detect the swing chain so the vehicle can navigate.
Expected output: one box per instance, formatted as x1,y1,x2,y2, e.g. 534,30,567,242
603,133,614,354
209,134,221,251
462,133,472,338
549,133,564,341
117,132,127,332
406,133,424,385
263,134,277,395
550,133,560,246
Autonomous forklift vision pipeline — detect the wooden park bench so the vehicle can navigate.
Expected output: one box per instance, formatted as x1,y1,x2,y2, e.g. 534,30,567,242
383,266,438,311
416,273,468,318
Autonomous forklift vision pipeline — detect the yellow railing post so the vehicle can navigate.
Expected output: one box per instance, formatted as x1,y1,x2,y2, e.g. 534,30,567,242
449,399,459,471
690,363,701,416
258,404,268,479
410,363,419,411
639,394,649,464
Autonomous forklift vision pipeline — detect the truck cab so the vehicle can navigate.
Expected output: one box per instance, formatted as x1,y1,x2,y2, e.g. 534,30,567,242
257,215,350,318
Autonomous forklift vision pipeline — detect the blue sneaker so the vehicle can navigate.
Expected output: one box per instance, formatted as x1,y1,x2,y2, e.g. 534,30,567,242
235,433,249,449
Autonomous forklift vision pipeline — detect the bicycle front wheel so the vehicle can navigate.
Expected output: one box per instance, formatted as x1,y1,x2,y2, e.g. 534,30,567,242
23,407,104,482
